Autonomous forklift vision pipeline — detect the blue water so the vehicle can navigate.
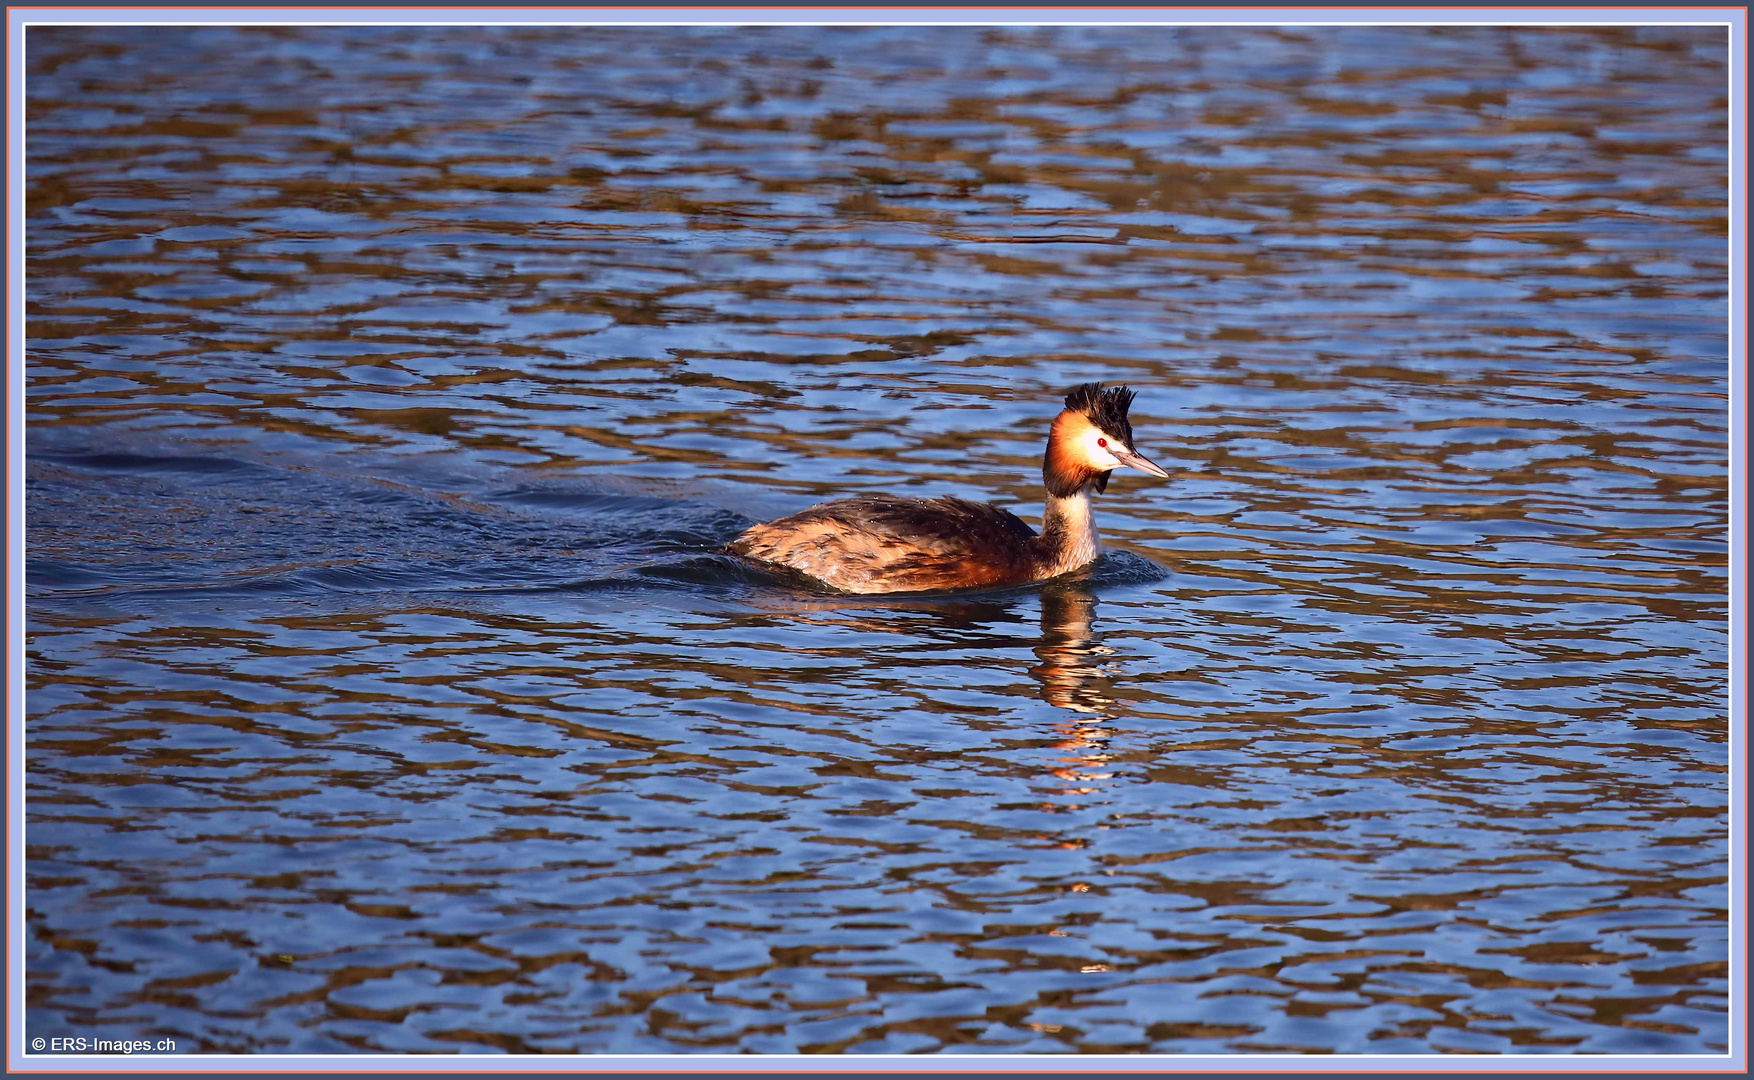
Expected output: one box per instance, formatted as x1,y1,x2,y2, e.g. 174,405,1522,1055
25,24,1729,1055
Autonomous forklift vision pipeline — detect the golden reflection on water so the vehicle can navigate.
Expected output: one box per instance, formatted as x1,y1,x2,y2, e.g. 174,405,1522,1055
1034,584,1121,801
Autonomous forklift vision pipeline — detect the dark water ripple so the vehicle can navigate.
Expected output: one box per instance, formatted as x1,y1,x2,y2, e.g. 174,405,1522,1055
25,25,1727,1055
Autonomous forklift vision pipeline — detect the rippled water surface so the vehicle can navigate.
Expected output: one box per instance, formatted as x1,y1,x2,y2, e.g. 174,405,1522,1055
24,25,1731,1055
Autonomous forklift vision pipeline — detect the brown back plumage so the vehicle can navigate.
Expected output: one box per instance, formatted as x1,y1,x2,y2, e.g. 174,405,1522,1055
728,495,1042,594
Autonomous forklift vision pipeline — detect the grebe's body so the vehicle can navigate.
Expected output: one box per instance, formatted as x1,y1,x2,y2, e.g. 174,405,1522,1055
729,383,1168,595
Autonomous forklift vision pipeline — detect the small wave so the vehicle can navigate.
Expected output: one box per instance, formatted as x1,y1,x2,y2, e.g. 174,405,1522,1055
465,552,773,598
37,450,260,475
488,486,685,514
488,485,753,550
1090,549,1171,587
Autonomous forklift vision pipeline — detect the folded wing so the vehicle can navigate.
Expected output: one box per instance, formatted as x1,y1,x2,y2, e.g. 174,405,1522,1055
729,495,1041,594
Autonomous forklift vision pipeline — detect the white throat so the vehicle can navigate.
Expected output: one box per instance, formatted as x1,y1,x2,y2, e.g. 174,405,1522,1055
1042,487,1100,576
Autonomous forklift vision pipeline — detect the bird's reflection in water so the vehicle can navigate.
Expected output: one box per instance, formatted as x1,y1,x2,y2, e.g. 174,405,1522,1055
742,578,1123,795
1032,581,1118,801
1033,582,1114,716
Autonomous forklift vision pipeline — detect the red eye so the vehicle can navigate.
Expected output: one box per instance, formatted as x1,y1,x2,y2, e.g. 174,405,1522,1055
1097,438,1108,447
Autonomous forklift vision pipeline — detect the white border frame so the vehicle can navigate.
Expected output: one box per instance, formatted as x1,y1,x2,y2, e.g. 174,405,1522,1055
6,5,1744,1075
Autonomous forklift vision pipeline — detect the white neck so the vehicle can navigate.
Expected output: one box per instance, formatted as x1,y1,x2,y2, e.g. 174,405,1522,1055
1039,487,1100,577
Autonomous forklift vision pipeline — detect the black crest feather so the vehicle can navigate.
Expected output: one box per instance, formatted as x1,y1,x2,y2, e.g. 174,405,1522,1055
1063,382,1136,444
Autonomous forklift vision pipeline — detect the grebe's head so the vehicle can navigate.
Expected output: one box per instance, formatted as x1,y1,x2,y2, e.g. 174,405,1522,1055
1043,381,1170,497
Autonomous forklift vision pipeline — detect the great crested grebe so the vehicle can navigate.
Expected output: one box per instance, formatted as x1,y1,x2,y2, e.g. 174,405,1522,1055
728,382,1169,595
